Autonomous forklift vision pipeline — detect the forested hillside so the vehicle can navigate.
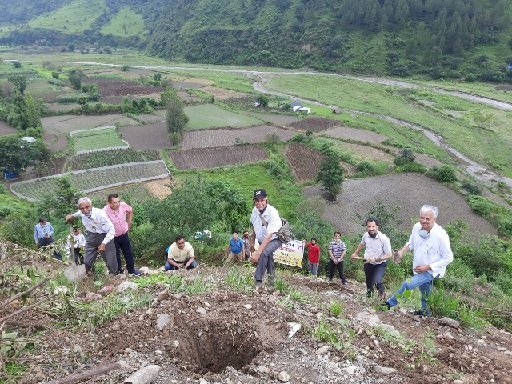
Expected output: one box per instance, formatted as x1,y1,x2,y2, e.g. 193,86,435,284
1,0,512,79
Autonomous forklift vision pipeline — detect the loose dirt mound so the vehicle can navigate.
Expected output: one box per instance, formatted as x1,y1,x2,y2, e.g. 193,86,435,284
304,173,496,237
169,146,267,169
120,123,171,150
285,142,324,182
181,126,296,150
289,117,340,132
323,126,387,144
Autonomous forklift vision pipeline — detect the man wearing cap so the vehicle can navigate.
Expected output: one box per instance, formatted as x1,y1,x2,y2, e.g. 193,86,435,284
65,197,118,275
249,189,283,291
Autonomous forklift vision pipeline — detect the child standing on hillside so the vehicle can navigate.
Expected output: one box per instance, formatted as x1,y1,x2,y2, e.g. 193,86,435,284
304,238,321,277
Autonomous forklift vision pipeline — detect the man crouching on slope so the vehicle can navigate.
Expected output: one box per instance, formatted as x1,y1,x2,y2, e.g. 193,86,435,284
249,189,283,293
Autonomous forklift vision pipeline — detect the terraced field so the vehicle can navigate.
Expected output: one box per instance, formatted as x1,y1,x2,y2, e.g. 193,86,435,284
10,161,169,202
169,146,267,169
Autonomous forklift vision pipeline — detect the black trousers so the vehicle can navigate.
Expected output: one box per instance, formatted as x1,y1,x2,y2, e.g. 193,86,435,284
114,233,135,274
328,259,346,283
364,262,387,297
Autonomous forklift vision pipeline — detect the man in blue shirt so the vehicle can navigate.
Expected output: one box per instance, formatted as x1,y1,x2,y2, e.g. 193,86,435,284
34,218,54,248
225,231,244,263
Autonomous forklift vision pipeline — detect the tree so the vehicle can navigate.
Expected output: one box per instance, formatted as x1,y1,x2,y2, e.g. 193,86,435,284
38,177,79,220
68,69,84,90
316,146,344,201
7,75,26,95
164,87,188,139
0,136,50,173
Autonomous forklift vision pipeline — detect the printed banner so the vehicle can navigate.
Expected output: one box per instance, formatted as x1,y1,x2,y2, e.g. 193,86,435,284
273,240,303,268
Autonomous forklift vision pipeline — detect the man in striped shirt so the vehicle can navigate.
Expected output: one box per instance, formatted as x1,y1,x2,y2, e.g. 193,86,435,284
328,231,347,285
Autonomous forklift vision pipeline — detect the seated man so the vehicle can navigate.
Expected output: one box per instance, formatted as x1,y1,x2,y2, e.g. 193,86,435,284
164,235,198,270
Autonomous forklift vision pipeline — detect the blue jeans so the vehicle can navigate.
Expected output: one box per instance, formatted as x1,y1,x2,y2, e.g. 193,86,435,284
386,272,435,312
165,259,198,270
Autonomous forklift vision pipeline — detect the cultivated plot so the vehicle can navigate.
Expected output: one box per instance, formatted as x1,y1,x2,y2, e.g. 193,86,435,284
304,173,496,237
169,146,267,170
181,126,296,150
82,78,162,99
340,142,394,163
323,126,388,144
42,114,140,134
184,104,263,130
289,117,341,132
119,122,171,150
10,161,170,202
285,143,324,182
71,127,128,154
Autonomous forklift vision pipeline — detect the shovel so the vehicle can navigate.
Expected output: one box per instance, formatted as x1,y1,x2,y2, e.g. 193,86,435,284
63,224,86,282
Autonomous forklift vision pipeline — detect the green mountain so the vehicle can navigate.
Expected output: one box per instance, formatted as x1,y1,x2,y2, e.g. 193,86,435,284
1,0,512,80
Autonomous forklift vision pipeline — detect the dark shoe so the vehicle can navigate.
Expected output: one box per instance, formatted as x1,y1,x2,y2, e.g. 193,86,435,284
118,268,124,275
129,269,143,277
413,309,431,317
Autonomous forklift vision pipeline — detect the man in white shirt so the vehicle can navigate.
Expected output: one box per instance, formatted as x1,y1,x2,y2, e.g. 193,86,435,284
65,197,118,275
71,226,86,265
385,205,453,316
164,235,198,270
249,189,283,291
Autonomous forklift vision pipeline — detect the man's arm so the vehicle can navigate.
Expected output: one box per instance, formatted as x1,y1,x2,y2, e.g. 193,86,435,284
351,243,365,259
250,232,273,263
184,246,195,268
48,223,54,237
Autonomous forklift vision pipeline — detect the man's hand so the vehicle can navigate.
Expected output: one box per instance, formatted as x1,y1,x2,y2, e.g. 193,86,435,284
98,243,106,252
350,253,358,260
250,250,260,263
65,214,74,223
414,265,431,273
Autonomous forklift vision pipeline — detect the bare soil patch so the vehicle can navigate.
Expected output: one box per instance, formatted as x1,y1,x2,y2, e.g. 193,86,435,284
44,103,80,112
0,121,17,136
177,90,204,104
182,126,296,150
323,126,387,144
43,132,68,152
201,86,249,100
120,123,171,150
82,78,163,98
250,112,302,126
171,80,207,90
42,114,139,134
145,178,172,199
285,143,324,182
289,117,340,132
341,142,394,163
304,173,496,237
415,153,443,169
169,146,267,170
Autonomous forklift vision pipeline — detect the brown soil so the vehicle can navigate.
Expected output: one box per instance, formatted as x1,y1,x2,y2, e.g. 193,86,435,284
289,117,340,132
304,173,497,237
341,142,394,163
0,121,17,136
201,86,249,100
323,126,388,144
182,126,296,150
119,123,171,150
285,143,325,182
42,114,140,134
82,78,163,97
144,178,173,199
169,146,267,170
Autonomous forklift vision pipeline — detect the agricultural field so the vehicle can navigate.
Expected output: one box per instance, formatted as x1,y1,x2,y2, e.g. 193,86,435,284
88,178,172,202
304,173,497,237
200,86,249,100
26,79,70,103
169,146,267,170
285,143,324,182
248,112,301,126
0,121,16,136
289,117,341,132
184,104,263,130
10,161,169,202
28,0,106,34
82,78,162,98
322,126,388,144
100,7,146,37
71,127,127,154
181,126,297,150
119,123,170,150
42,114,140,134
339,142,394,163
44,103,80,112
69,148,160,170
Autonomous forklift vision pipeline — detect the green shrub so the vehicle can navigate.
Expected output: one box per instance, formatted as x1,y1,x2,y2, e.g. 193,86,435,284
393,148,415,166
443,258,474,294
395,162,426,173
462,182,482,195
427,165,457,182
355,161,378,176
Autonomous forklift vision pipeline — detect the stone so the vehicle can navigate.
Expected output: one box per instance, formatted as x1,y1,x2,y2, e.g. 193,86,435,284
287,322,301,338
256,365,270,374
53,286,69,295
116,281,138,292
316,346,329,355
374,365,397,375
342,366,358,375
438,317,460,328
157,289,170,302
156,314,171,331
196,307,207,315
199,379,209,384
277,371,290,382
243,304,253,309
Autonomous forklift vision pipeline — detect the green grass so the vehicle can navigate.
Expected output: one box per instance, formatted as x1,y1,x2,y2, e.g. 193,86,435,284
100,7,146,37
184,104,263,130
167,69,255,93
267,74,512,177
72,127,127,153
29,0,106,34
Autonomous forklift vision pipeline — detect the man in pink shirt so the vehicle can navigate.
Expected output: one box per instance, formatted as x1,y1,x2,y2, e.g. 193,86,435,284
104,193,141,276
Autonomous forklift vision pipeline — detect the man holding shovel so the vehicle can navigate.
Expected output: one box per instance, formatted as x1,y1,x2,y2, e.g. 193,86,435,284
65,197,118,275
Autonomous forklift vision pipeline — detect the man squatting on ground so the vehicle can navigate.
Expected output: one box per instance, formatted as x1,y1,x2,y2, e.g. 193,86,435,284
249,189,283,290
351,217,392,300
386,205,453,316
34,217,54,247
164,235,198,270
328,231,347,285
103,193,141,276
65,197,118,275
225,231,244,264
